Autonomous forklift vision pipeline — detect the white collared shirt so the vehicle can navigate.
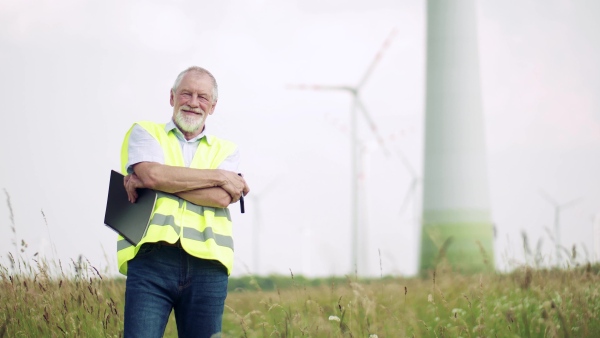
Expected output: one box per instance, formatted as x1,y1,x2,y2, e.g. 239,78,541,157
126,120,239,174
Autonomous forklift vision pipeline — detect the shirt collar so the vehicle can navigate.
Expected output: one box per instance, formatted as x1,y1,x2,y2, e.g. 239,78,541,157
165,119,212,144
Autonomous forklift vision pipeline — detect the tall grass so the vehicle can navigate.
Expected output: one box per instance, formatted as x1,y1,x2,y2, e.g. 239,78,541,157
2,253,599,337
223,264,600,337
0,255,125,337
2,191,599,337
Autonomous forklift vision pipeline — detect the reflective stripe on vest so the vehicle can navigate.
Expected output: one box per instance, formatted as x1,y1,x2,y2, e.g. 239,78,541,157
117,121,237,275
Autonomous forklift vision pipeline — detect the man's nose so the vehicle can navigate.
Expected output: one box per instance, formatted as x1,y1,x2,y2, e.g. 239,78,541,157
189,94,200,107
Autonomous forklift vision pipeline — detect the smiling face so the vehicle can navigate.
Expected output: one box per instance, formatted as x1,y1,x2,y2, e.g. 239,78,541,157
170,70,217,139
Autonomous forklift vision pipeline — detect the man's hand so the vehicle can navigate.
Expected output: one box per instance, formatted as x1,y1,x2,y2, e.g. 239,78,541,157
218,170,250,203
124,173,145,203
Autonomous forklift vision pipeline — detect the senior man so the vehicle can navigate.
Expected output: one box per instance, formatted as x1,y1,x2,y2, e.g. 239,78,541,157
120,66,249,338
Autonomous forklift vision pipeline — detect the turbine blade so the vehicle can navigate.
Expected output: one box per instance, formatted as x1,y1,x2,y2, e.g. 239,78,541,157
355,98,390,156
561,197,583,209
538,188,558,207
356,27,398,90
399,179,417,215
395,147,417,178
286,84,352,92
259,177,280,197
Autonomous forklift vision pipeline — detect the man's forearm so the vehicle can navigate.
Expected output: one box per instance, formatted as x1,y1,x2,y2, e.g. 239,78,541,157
130,161,248,203
133,162,225,194
175,187,232,208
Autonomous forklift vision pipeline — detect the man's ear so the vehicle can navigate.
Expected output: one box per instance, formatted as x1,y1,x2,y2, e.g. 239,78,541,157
209,100,218,115
169,89,175,107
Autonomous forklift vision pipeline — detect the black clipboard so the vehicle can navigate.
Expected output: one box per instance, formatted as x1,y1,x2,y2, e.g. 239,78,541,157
104,170,157,245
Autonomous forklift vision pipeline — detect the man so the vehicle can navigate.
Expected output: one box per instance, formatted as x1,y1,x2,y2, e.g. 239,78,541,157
119,66,250,338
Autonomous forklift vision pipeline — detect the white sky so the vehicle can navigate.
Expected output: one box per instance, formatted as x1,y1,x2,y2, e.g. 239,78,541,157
1,0,599,277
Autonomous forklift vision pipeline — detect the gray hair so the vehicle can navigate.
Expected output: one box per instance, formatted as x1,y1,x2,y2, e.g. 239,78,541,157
172,66,219,103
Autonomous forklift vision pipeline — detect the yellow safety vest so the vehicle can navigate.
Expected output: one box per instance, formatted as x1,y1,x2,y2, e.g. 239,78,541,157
117,121,237,275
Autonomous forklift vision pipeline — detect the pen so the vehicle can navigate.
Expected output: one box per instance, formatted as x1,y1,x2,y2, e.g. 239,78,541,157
238,173,245,213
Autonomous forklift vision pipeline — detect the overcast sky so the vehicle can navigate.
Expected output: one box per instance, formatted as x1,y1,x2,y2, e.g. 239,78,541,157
1,0,599,277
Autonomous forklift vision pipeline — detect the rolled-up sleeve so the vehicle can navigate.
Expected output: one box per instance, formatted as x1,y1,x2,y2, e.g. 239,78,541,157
126,124,165,174
217,147,240,172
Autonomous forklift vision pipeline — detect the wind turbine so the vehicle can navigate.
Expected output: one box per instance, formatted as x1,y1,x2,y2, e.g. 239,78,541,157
248,178,279,275
323,109,390,276
538,189,582,267
420,0,495,273
287,28,397,274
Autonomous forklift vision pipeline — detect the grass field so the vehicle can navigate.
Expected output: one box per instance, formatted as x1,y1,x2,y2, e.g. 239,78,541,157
1,250,599,337
2,192,599,337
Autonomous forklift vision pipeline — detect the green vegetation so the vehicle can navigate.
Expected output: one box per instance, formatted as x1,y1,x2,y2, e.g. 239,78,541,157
2,192,599,337
224,265,600,337
419,222,495,274
1,254,599,337
0,255,125,337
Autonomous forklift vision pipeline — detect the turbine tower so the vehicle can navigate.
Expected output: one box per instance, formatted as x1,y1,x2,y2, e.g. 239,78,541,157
420,0,495,273
288,29,396,275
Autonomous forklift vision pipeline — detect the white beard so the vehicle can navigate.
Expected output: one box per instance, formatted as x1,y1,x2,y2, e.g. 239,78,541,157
175,108,205,133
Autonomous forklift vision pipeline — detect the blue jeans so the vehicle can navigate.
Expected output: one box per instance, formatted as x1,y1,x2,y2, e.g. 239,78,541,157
124,243,228,338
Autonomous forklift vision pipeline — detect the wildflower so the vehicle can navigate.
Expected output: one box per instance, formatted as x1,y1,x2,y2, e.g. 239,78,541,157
427,294,434,303
328,315,341,322
452,308,466,317
369,334,378,338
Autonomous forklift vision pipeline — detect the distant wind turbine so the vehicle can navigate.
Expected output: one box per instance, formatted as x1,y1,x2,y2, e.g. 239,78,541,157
287,28,398,275
324,109,391,275
538,189,582,267
248,178,279,275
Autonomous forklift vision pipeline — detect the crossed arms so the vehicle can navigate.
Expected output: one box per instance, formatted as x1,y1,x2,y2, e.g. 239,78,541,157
124,162,250,208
